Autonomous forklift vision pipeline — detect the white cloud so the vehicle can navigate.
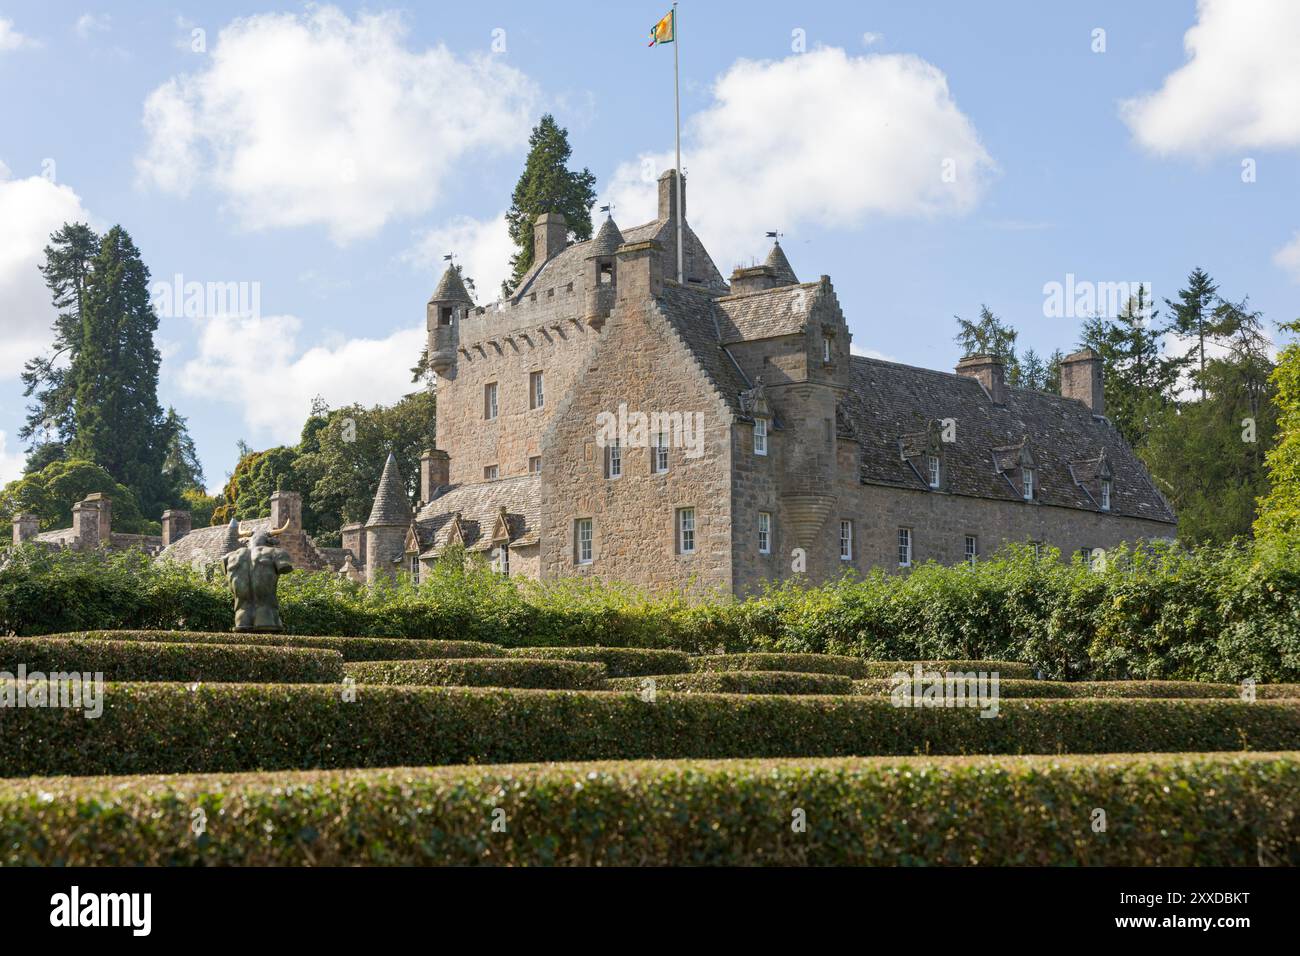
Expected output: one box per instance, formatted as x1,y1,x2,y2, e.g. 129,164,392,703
1274,231,1300,283
861,32,884,46
179,313,425,442
1120,0,1300,155
0,167,96,379
604,47,994,270
403,212,513,303
74,13,111,39
136,6,538,244
0,17,37,51
0,431,26,484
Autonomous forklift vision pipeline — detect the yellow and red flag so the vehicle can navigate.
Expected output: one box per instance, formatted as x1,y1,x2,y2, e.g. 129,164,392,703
648,10,674,46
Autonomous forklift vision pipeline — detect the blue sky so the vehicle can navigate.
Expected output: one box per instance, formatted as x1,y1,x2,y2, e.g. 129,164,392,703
1,1,1297,495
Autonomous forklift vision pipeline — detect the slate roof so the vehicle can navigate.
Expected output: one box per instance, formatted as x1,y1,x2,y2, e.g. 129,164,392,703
842,357,1175,523
590,216,624,257
412,475,541,557
765,241,799,285
431,264,473,304
656,284,753,419
715,282,818,343
157,518,270,568
366,453,414,527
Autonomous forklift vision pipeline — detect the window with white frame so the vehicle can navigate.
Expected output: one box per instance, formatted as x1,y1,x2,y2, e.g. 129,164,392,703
822,334,832,364
927,454,941,489
575,519,593,565
839,520,853,561
484,382,498,420
605,441,622,479
897,527,912,568
754,417,768,456
652,433,669,474
409,553,420,581
758,512,771,554
1022,466,1035,501
483,464,498,480
529,371,544,409
528,455,542,475
1100,478,1111,511
493,545,510,576
677,507,696,555
965,535,978,567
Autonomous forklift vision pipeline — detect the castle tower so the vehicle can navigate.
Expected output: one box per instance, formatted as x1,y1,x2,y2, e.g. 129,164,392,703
426,264,474,377
583,214,623,328
764,241,799,286
364,452,414,583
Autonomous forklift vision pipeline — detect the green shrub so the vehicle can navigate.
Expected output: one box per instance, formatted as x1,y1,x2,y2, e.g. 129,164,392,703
691,653,1035,680
72,630,504,662
607,670,855,695
0,637,341,683
345,658,606,690
2,684,1298,777
506,646,690,677
853,678,1300,699
2,752,1296,865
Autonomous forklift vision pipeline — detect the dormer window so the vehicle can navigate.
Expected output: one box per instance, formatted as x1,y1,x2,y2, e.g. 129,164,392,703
1100,478,1111,511
927,454,941,489
754,417,768,456
1022,467,1035,501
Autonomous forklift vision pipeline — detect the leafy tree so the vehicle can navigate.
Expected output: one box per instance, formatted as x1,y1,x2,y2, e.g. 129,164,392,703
180,486,221,529
954,304,1021,381
1256,320,1300,542
161,407,205,493
210,445,299,527
502,114,597,296
0,459,150,533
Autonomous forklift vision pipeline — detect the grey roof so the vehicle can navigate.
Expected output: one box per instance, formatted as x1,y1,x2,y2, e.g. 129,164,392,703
431,264,473,304
765,241,799,285
366,453,414,527
655,284,753,419
715,282,818,343
842,357,1176,523
413,474,541,557
157,518,269,568
590,216,624,257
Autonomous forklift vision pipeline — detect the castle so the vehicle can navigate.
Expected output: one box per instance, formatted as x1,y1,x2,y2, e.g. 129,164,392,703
347,169,1176,594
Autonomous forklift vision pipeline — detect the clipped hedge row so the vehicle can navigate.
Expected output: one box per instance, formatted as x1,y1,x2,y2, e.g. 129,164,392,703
854,678,1300,699
345,658,607,690
691,653,1036,681
3,683,1298,777
607,671,855,696
0,637,342,684
506,646,691,677
74,630,504,662
3,752,1297,865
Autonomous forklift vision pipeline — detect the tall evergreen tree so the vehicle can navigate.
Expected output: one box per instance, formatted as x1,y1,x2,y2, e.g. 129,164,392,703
161,407,206,492
502,114,597,296
1165,267,1229,400
954,305,1021,383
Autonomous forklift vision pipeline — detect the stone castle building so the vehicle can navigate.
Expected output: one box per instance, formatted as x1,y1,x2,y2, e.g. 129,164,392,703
377,170,1174,592
11,492,166,554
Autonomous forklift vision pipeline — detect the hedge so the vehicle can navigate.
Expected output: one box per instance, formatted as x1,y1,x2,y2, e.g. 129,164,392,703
854,678,1300,699
72,630,504,662
0,637,342,684
506,646,691,677
6,539,1300,683
1,752,1296,865
607,671,855,696
345,658,607,690
2,683,1298,777
691,653,1035,680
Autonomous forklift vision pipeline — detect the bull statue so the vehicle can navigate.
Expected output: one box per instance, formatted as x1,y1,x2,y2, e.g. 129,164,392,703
222,519,293,632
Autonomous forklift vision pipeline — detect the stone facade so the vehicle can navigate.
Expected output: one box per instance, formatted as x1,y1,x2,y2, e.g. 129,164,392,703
11,492,163,555
364,169,1176,595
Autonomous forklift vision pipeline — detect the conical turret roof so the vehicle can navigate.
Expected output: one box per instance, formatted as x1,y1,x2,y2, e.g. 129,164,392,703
590,215,624,257
430,264,473,304
764,241,798,286
366,453,414,527
221,518,240,554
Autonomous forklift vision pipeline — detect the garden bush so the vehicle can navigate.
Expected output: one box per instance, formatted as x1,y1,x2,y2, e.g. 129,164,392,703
1,752,1295,865
607,670,855,695
0,636,341,683
345,658,606,690
2,683,1298,777
691,653,1035,680
505,646,690,677
853,678,1300,699
73,630,504,662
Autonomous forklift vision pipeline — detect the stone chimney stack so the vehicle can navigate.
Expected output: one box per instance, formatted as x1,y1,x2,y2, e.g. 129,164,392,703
956,354,1008,406
269,490,303,532
657,169,686,222
420,448,450,503
83,492,111,542
616,239,664,304
533,212,569,265
72,499,100,550
12,514,38,545
1059,348,1105,416
161,509,192,546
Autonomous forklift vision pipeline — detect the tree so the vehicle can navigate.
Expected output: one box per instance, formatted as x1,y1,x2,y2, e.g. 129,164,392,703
20,222,99,459
1256,320,1300,542
161,407,205,493
954,304,1020,375
210,445,299,527
0,459,150,534
502,114,597,296
1165,268,1231,401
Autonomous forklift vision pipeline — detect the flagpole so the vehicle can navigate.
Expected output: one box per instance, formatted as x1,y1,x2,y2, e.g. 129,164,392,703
673,2,683,285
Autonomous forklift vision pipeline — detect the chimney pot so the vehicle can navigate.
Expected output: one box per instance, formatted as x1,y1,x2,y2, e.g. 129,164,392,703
420,448,450,503
956,353,1008,405
533,212,568,266
161,509,192,546
1060,348,1105,416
